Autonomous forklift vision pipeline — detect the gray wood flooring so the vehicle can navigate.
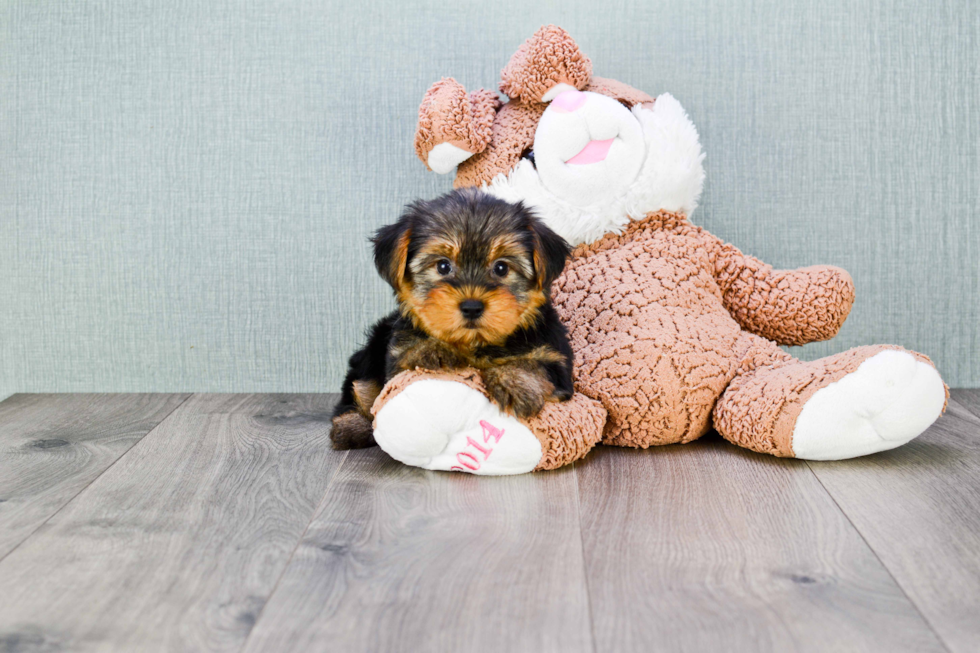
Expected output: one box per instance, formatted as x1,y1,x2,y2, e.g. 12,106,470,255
0,391,978,653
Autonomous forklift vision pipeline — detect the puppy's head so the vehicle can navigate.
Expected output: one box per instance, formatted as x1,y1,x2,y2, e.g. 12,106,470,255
373,188,570,347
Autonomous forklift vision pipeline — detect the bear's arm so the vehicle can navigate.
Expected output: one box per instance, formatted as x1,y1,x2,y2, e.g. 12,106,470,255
705,234,856,347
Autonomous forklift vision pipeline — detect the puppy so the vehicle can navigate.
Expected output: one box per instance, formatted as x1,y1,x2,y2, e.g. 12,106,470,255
330,188,574,450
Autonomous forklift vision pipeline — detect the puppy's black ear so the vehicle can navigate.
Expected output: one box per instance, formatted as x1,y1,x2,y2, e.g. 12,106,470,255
528,214,572,290
372,215,412,291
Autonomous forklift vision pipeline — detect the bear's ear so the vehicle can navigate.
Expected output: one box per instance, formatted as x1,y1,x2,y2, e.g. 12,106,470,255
500,25,592,104
414,78,501,175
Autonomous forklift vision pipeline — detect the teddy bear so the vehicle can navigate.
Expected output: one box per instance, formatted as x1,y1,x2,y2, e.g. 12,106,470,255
367,25,948,475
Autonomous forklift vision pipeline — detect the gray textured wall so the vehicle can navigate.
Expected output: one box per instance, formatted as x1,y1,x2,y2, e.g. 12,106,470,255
1,0,977,398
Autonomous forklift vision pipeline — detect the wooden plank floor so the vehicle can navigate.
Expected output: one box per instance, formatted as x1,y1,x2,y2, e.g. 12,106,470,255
0,392,978,652
0,394,190,559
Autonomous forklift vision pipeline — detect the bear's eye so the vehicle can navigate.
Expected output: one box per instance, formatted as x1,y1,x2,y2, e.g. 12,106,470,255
492,261,509,278
436,260,453,276
520,146,536,169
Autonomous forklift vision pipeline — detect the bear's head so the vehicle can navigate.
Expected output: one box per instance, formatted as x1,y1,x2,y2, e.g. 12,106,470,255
414,25,706,246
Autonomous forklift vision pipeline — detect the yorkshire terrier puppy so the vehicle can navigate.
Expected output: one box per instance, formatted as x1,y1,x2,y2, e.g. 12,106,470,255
330,188,574,450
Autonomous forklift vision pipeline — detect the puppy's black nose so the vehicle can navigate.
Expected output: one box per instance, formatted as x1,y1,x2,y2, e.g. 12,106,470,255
459,299,485,321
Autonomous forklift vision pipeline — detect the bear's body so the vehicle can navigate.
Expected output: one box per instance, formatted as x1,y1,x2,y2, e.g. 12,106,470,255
557,212,787,448
366,25,947,474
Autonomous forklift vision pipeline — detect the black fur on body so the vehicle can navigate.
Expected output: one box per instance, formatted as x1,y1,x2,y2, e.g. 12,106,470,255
331,189,574,450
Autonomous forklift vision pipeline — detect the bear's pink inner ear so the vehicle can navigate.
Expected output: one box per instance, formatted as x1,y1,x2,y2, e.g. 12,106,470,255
414,78,501,174
499,25,592,105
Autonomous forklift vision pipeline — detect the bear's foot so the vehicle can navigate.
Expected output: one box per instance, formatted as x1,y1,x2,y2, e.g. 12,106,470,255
792,350,946,460
373,378,543,475
714,344,948,460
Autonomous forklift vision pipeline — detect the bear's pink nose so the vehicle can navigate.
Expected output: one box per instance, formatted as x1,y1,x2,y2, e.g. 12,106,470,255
550,89,586,113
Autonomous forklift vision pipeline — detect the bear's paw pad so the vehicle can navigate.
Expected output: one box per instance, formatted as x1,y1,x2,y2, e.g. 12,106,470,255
792,350,946,460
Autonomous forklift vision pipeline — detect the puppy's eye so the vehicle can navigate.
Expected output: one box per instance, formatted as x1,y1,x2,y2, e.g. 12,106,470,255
436,260,453,276
492,261,509,277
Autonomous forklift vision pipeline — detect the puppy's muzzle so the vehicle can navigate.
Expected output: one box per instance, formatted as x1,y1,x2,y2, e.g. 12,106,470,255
459,299,485,322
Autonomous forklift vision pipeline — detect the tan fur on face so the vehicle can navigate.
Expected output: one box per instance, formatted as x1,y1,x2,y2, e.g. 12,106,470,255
516,288,547,330
413,234,461,268
488,234,535,278
388,229,412,290
398,224,547,348
410,284,530,347
487,233,524,261
475,287,526,345
531,244,548,291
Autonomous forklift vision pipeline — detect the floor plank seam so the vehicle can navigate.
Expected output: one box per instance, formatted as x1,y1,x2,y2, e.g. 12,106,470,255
572,462,599,653
802,460,954,653
0,393,195,566
952,391,980,423
236,449,351,653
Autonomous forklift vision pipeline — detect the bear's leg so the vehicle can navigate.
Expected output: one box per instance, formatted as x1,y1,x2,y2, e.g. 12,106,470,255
713,343,947,460
369,369,606,474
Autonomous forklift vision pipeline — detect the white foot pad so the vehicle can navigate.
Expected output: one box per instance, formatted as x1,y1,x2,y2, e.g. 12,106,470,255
792,350,946,460
373,380,543,475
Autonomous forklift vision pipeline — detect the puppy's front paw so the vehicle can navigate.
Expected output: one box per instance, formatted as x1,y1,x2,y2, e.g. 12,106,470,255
552,386,573,402
482,366,554,419
398,340,466,371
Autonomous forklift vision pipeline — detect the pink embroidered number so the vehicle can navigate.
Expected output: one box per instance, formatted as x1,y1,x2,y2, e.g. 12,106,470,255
450,421,506,472
480,420,504,444
465,436,491,458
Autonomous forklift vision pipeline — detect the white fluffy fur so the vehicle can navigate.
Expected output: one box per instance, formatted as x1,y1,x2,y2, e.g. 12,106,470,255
484,93,706,246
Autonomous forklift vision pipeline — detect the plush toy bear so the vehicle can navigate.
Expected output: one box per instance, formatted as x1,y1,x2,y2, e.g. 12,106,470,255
369,25,948,475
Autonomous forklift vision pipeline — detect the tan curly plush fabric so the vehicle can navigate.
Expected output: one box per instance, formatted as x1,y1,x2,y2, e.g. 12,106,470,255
415,78,501,168
554,210,856,450
454,100,545,189
714,242,856,347
372,368,607,470
585,77,654,108
499,25,592,103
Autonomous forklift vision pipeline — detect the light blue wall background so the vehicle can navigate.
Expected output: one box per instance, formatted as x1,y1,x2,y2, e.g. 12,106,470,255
1,0,977,398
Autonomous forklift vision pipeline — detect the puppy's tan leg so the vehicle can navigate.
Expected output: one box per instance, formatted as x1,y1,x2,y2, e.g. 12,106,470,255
352,379,382,415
